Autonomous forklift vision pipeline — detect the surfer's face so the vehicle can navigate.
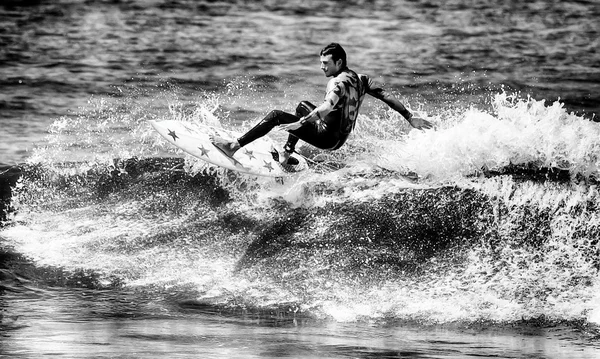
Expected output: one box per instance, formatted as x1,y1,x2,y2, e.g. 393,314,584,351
320,55,342,77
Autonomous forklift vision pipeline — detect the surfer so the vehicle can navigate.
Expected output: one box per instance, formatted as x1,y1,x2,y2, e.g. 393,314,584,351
212,42,433,164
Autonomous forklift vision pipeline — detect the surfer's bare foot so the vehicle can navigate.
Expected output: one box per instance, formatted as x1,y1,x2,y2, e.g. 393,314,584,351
210,135,240,157
278,150,299,166
280,150,291,163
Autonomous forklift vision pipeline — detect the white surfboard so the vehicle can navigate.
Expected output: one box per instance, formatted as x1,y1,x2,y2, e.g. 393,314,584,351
149,120,308,177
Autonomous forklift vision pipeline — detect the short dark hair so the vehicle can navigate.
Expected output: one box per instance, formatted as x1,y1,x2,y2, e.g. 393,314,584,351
320,43,347,68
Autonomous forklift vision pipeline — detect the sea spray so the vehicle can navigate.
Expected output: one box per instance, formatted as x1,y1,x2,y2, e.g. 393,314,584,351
379,93,600,182
462,177,600,323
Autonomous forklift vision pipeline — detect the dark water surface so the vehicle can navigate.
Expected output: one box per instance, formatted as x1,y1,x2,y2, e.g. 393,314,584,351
2,0,600,358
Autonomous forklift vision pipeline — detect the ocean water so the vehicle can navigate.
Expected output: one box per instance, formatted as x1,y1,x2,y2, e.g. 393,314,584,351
1,0,599,164
2,0,600,358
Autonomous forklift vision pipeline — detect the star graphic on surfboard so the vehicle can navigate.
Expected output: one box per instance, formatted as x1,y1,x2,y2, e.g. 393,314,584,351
244,149,256,160
150,120,308,177
263,160,274,172
198,145,210,157
167,129,179,141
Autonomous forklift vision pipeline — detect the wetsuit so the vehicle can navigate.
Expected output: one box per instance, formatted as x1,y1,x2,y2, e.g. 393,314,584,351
238,68,412,154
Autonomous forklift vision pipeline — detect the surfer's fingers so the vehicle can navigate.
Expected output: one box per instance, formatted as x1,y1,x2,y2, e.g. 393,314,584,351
415,118,434,130
279,122,301,131
422,123,435,131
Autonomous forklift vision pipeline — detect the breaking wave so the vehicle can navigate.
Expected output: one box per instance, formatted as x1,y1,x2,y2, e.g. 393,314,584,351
2,87,600,328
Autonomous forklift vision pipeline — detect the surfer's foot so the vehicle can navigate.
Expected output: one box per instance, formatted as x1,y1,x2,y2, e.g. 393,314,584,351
280,150,299,165
280,150,291,164
271,150,299,168
210,135,240,157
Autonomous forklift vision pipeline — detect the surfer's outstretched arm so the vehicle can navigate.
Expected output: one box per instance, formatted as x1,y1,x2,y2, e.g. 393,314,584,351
383,95,433,130
367,81,433,130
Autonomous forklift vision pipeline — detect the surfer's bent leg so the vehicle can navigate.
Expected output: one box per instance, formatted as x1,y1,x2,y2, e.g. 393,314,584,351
287,105,345,150
236,101,343,153
283,101,316,153
237,110,299,147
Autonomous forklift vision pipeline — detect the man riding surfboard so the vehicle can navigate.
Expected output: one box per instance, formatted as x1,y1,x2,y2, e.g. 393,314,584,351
212,43,433,164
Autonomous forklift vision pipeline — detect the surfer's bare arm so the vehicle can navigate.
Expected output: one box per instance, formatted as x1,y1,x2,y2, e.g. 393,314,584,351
280,86,339,132
367,80,433,130
298,83,341,127
279,119,303,131
383,95,433,130
301,101,332,124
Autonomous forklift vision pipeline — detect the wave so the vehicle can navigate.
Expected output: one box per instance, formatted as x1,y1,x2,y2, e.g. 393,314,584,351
1,89,600,328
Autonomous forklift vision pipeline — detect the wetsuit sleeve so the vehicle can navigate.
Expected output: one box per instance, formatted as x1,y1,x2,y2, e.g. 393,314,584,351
307,80,344,121
364,77,413,120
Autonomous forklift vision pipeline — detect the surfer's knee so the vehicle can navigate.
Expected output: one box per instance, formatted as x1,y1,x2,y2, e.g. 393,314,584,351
262,110,286,126
296,101,316,118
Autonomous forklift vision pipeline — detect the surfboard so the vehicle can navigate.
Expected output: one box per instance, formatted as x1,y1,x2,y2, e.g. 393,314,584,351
149,120,308,177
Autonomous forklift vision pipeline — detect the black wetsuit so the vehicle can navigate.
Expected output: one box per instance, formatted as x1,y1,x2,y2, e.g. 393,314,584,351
238,68,408,153
237,100,342,153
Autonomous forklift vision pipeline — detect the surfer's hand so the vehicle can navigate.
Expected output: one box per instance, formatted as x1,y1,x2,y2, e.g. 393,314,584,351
279,119,303,131
408,115,434,130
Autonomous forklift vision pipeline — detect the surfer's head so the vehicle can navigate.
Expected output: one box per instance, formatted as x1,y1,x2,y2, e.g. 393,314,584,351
320,43,347,77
